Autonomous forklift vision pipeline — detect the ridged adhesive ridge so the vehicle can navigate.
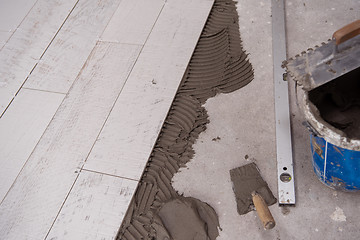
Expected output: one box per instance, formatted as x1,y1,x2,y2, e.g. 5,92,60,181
117,0,253,239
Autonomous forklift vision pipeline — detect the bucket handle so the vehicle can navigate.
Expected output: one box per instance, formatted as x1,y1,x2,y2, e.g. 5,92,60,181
332,19,360,45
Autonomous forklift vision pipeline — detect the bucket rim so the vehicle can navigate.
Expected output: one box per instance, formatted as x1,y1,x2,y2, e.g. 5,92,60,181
299,87,360,151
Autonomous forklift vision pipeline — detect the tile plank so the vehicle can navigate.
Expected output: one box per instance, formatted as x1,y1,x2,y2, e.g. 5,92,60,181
0,0,78,115
100,0,165,45
46,171,137,240
24,0,123,94
0,0,37,32
0,31,12,49
84,0,214,180
0,89,64,202
0,42,141,239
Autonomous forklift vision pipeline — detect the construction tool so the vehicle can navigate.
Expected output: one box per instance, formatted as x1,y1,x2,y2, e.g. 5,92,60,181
283,20,360,191
271,0,296,205
230,162,277,230
284,20,360,91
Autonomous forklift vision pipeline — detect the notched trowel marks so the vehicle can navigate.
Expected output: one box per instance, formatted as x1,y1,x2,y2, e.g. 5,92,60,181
117,0,253,239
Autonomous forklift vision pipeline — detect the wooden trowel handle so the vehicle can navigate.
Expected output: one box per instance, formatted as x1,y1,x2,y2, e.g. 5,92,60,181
333,19,360,45
252,192,275,230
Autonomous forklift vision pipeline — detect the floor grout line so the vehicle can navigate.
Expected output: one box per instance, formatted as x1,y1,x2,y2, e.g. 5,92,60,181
0,97,14,120
22,87,66,95
0,62,38,119
38,0,80,60
0,0,39,52
43,2,168,238
38,2,167,237
96,40,143,46
97,0,123,40
81,168,139,182
78,1,166,173
0,94,65,206
0,0,80,119
43,173,81,240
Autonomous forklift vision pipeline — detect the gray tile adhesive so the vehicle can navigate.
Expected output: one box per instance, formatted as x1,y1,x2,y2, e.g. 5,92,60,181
116,0,254,239
309,67,360,139
230,163,277,215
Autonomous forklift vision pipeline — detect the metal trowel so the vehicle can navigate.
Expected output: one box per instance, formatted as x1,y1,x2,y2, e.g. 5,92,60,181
230,162,277,230
283,20,360,91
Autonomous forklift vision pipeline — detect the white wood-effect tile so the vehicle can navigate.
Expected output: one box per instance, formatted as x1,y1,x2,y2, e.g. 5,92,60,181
0,31,12,49
0,42,141,239
84,0,214,180
100,0,165,45
46,171,137,240
0,0,37,31
0,89,64,202
24,0,123,94
0,0,78,115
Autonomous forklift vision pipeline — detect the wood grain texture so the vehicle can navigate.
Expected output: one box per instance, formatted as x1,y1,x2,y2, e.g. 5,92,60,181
0,0,78,115
0,31,12,49
24,0,123,94
100,0,165,45
84,0,214,180
46,171,137,240
0,0,37,31
0,89,64,202
0,42,141,239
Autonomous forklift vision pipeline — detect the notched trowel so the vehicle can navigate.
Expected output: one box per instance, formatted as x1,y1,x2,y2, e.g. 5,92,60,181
230,162,277,230
283,20,360,91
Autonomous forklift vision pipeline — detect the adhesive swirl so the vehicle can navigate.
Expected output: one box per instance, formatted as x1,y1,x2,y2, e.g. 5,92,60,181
117,0,253,239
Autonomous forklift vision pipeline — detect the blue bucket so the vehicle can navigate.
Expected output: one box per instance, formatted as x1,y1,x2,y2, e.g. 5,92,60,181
310,134,360,191
287,21,360,191
296,75,360,192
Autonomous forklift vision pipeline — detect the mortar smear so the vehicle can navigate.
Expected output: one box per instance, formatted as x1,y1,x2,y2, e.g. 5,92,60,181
230,162,277,215
117,0,253,239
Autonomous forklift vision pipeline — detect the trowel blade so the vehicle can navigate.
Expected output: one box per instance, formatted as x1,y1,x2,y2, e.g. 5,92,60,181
230,162,277,215
283,34,360,91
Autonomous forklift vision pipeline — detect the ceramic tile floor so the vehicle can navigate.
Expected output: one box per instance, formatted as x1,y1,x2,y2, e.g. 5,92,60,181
0,0,213,239
0,0,360,239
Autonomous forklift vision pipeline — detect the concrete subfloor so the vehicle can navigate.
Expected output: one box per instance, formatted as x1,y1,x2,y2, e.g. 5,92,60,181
1,0,359,239
172,0,360,239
